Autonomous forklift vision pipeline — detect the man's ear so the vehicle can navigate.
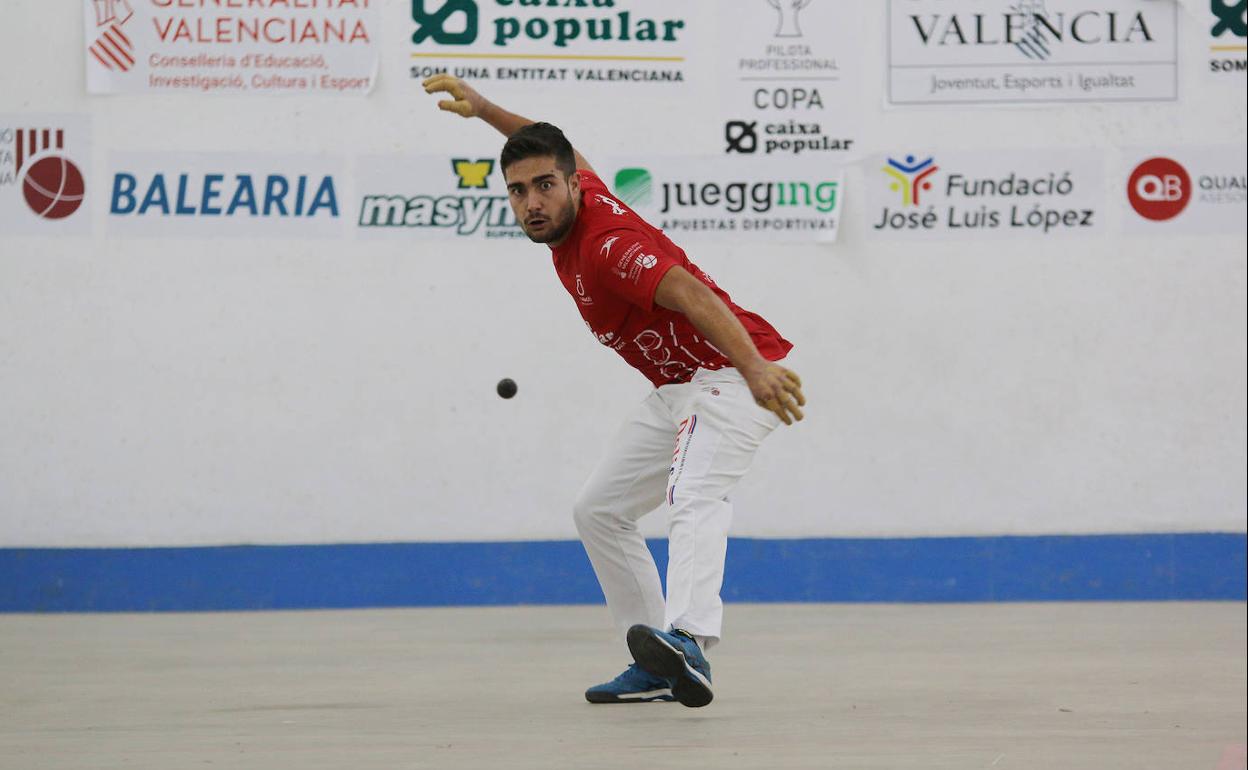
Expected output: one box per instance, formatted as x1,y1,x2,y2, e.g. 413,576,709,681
567,170,581,197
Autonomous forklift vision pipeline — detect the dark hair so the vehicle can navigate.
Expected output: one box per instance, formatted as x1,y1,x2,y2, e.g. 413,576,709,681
501,122,576,178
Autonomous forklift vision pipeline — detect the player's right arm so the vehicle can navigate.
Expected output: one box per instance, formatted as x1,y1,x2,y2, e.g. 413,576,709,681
422,74,594,172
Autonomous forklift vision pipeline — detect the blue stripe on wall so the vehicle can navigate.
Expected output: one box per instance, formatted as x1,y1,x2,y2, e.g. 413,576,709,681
1,533,1244,612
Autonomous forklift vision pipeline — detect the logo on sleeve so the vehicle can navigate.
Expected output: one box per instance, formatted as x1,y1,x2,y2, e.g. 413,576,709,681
575,273,593,305
599,234,620,259
610,240,646,279
628,253,657,282
595,193,627,215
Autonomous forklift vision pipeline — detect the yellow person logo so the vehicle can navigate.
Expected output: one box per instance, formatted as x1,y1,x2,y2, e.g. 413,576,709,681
452,158,494,189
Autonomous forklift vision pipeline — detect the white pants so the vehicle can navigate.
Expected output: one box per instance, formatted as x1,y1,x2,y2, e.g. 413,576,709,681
573,365,782,648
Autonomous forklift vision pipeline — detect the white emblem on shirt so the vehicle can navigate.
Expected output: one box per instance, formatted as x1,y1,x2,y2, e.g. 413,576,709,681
595,194,626,216
628,253,658,283
599,235,620,260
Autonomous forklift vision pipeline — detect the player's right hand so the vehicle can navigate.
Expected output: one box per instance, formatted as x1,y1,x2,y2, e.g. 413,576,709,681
746,364,806,426
422,74,485,119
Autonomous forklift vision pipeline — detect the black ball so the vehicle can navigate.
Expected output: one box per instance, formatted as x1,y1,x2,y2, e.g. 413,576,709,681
496,378,517,399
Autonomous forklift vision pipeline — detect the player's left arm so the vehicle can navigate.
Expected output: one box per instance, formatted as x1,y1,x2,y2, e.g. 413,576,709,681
653,267,806,425
422,74,594,172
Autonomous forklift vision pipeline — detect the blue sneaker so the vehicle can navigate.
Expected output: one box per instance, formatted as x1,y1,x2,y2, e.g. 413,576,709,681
584,663,676,704
626,625,713,708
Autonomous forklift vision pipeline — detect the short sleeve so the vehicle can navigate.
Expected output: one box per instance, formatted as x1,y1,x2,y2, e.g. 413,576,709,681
589,226,681,311
577,169,610,195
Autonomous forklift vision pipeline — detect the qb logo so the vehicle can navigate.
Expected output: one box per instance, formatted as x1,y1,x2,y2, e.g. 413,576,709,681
1127,157,1191,221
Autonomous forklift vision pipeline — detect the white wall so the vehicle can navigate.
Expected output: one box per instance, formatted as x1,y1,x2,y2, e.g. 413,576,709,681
1,0,1244,546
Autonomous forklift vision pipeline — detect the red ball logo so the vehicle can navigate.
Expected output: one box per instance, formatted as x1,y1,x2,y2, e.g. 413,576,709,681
1127,157,1190,222
22,155,86,220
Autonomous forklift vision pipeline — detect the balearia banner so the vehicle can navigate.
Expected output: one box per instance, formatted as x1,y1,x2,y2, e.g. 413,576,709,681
106,152,347,238
605,157,845,242
886,0,1178,104
84,0,380,96
865,149,1105,239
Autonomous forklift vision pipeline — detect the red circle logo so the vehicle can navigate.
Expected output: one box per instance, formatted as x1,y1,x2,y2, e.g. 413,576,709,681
1127,157,1190,222
21,155,86,220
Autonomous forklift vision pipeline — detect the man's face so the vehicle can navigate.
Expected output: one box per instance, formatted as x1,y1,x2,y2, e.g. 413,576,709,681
504,156,580,246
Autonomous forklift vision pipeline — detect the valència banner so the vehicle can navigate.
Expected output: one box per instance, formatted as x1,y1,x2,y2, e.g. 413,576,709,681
83,0,380,96
886,0,1178,105
605,158,845,243
864,149,1106,240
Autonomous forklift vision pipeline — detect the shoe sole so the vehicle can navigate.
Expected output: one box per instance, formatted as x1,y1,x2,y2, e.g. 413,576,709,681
584,689,675,704
626,625,713,708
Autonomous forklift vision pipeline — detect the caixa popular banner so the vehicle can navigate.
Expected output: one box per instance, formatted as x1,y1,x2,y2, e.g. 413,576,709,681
406,0,702,92
83,0,380,96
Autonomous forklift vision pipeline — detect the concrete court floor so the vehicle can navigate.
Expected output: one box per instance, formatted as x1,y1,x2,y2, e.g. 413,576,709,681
0,603,1244,770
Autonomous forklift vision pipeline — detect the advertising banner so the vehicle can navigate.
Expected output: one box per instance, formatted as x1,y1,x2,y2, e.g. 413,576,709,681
0,115,92,236
1206,0,1247,85
405,0,701,92
1121,146,1247,234
864,149,1106,240
356,153,844,243
604,157,845,242
713,0,862,161
886,0,1178,104
105,152,347,238
355,153,523,241
84,0,380,96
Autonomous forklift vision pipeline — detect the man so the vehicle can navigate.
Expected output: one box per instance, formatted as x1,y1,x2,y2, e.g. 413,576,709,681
425,75,806,709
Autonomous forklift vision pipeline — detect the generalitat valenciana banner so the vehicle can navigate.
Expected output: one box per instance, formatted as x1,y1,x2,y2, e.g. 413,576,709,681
84,0,380,96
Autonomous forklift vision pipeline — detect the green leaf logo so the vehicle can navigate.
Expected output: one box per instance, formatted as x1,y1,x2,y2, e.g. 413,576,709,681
614,168,653,208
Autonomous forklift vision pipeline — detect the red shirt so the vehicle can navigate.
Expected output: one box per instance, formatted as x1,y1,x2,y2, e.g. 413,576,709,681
551,170,792,387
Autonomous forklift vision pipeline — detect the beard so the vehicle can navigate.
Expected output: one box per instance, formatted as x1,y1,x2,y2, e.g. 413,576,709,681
522,195,577,244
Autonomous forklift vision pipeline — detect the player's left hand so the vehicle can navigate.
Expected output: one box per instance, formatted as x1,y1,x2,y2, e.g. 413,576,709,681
422,74,485,118
745,363,806,426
